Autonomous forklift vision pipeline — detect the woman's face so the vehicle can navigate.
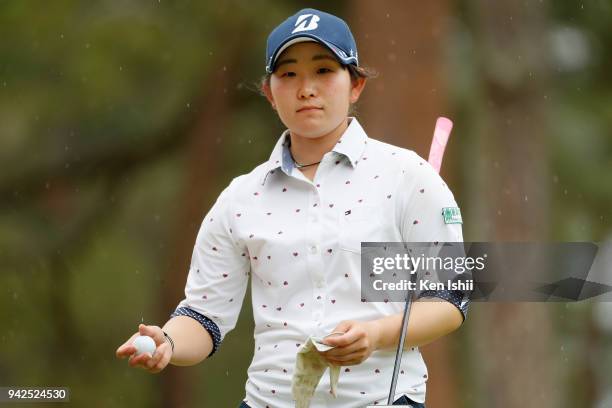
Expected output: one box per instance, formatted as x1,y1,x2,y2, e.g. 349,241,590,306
265,42,365,139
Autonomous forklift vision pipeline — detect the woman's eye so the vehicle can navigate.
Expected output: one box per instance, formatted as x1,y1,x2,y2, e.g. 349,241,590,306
317,68,332,74
281,72,296,77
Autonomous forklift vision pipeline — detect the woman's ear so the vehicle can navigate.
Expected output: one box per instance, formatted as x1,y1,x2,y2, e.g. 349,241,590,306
262,80,276,110
349,77,367,104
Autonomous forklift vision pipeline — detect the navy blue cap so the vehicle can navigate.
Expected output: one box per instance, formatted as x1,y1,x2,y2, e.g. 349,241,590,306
265,8,359,74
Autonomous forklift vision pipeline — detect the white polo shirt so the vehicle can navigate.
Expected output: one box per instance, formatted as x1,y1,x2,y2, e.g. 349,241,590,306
174,117,466,407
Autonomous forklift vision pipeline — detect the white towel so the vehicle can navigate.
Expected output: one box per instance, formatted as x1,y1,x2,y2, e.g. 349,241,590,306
291,334,342,408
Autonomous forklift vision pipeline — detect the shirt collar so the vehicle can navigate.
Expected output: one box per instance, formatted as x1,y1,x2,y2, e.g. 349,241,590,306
261,117,368,185
331,117,369,166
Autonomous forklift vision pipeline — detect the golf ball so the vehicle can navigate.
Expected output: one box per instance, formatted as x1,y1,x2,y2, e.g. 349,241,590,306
133,335,156,356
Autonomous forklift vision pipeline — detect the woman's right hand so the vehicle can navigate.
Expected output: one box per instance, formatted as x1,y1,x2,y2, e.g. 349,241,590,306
115,324,173,374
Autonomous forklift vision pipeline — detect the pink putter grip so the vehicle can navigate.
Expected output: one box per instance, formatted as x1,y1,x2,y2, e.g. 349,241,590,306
428,117,453,174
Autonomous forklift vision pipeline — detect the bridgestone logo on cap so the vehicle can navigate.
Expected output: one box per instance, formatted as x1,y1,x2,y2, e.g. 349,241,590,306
292,14,320,33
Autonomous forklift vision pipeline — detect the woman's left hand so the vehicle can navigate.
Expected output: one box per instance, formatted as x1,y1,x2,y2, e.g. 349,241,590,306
319,320,381,366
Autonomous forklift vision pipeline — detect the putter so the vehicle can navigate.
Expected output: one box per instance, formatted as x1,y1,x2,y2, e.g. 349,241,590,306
367,117,453,407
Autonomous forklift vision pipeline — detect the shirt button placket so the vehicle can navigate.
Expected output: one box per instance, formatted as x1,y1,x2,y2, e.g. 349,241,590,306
309,189,325,328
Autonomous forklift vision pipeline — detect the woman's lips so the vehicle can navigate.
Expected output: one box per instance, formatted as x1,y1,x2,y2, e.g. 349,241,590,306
297,107,323,113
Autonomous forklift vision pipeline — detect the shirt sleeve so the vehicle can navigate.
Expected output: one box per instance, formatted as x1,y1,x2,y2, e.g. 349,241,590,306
173,180,250,355
397,154,470,322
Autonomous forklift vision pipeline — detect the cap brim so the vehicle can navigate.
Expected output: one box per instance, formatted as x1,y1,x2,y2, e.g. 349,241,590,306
266,34,358,73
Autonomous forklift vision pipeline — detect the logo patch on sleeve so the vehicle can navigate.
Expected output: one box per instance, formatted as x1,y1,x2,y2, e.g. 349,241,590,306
442,207,463,224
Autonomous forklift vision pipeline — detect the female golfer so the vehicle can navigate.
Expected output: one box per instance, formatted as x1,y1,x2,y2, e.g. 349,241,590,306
117,8,468,408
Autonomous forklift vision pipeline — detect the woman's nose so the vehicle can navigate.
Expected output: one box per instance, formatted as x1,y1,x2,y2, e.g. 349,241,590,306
298,78,317,99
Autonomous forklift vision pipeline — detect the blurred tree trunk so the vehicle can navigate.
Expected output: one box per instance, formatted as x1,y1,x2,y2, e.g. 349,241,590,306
350,2,460,407
157,56,237,408
468,1,561,407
